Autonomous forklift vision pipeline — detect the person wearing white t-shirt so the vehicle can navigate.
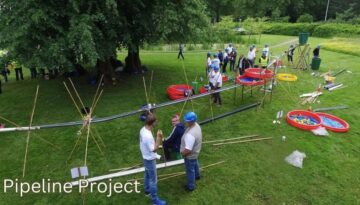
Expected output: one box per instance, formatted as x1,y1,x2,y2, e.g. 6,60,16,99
262,44,270,57
139,114,167,205
208,65,222,106
211,53,220,68
247,46,256,67
180,112,202,191
206,52,212,75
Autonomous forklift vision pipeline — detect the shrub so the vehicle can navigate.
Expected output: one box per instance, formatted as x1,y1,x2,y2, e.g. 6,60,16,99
263,22,359,37
297,14,314,23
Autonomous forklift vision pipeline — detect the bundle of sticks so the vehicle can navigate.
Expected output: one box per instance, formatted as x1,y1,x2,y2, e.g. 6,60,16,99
300,91,322,105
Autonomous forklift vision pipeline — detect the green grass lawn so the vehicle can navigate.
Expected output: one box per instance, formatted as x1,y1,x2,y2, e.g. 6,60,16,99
0,35,359,205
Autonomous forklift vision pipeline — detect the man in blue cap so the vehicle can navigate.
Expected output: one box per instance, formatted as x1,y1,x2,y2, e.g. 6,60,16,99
211,53,220,68
208,64,222,106
180,111,203,191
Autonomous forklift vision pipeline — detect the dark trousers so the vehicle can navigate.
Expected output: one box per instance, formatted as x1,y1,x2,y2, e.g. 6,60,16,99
1,71,8,82
15,67,24,81
222,60,228,73
163,141,178,161
30,68,37,79
288,55,293,63
230,60,235,71
210,83,221,105
177,51,184,60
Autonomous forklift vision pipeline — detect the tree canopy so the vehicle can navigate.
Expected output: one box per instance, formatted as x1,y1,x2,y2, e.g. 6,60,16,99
0,0,209,77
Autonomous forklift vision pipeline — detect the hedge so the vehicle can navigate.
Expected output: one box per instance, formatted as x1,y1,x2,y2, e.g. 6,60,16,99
263,23,360,37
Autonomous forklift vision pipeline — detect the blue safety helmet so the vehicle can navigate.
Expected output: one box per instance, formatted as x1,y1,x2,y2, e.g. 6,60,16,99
207,52,211,57
184,112,197,122
213,65,220,71
214,53,218,58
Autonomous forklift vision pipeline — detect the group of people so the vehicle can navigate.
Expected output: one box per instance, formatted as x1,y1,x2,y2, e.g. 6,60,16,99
206,43,271,76
140,111,202,205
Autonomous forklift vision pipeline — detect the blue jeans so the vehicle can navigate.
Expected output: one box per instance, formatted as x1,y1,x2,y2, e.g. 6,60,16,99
143,159,159,203
184,158,200,190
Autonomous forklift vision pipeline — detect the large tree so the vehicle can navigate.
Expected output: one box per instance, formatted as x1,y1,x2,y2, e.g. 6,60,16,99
0,0,209,81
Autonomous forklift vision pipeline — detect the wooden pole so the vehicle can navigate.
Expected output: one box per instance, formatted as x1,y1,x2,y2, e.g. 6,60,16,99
0,115,21,127
213,137,272,146
109,163,143,172
68,78,88,115
203,135,259,144
22,85,39,178
142,76,150,105
63,82,84,118
148,70,154,102
84,122,91,166
91,75,104,110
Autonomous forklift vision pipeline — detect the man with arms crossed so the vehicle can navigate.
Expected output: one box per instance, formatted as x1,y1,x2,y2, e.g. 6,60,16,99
180,112,203,191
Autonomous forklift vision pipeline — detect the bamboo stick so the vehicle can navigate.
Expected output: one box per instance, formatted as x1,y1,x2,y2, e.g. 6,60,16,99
148,70,154,102
0,115,21,127
84,122,91,166
109,163,143,172
68,78,88,115
213,137,272,146
158,160,226,182
63,82,84,118
203,135,259,144
142,76,150,105
22,85,39,178
91,75,104,110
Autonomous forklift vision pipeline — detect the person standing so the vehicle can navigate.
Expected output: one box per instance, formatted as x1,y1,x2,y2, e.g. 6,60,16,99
163,114,185,161
1,64,8,82
218,50,224,69
237,54,245,75
178,43,185,60
258,53,268,69
313,45,320,58
211,53,220,68
247,46,256,67
181,111,202,191
205,52,212,75
229,48,237,71
222,48,229,73
287,45,295,64
139,114,167,205
29,65,37,79
262,44,270,57
13,61,24,81
226,43,233,54
208,65,222,106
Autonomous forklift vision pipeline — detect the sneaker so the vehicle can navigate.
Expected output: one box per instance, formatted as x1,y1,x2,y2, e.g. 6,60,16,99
184,185,194,192
153,199,167,205
196,176,201,180
144,192,150,197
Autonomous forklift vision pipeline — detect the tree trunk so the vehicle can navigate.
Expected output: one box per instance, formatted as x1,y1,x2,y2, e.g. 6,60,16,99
97,59,116,85
125,45,142,74
216,8,220,23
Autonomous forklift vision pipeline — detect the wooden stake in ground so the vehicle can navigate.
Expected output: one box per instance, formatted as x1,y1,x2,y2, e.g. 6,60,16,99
213,137,272,146
22,85,40,178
